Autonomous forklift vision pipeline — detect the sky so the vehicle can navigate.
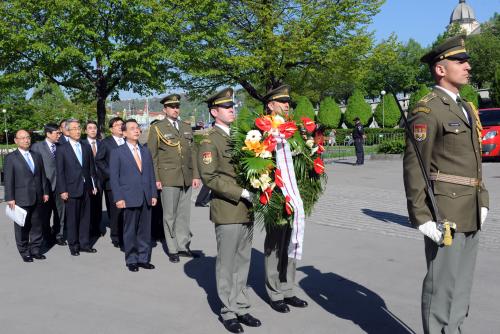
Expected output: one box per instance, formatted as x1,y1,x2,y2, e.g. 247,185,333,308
119,0,499,100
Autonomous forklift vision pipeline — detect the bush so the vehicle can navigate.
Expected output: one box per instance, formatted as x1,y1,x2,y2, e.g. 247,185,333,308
459,84,479,108
408,84,431,113
293,96,315,121
317,97,341,129
373,93,401,128
377,139,406,154
492,65,500,107
344,89,372,128
333,128,405,146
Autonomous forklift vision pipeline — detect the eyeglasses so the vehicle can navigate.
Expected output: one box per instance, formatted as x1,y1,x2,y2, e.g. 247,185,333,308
16,136,31,140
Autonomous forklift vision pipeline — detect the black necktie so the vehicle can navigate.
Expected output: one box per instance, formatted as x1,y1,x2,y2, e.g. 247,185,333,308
456,96,471,125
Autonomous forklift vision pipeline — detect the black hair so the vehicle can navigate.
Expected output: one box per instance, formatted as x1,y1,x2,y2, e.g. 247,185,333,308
108,117,124,129
44,123,59,135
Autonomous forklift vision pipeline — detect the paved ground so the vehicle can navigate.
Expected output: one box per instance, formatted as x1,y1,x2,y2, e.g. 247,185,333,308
1,157,499,334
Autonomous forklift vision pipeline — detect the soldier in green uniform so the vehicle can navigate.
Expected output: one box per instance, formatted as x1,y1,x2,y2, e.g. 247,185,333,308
147,94,201,263
403,35,489,334
198,88,261,333
262,85,309,313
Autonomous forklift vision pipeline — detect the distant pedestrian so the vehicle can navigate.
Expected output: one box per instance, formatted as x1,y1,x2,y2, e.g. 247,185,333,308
352,117,365,165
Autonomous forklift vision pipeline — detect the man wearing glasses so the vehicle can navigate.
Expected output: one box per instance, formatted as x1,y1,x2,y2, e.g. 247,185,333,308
147,94,200,263
56,119,98,256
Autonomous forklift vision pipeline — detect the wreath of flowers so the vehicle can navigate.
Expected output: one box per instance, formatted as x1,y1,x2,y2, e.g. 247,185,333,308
231,110,327,228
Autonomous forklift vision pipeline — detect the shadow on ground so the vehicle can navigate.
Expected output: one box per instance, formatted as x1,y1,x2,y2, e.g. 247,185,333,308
298,265,416,334
362,208,411,227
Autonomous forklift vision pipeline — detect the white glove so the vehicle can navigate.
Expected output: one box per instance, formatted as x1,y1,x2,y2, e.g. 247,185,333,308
481,207,488,227
241,189,254,202
418,221,443,245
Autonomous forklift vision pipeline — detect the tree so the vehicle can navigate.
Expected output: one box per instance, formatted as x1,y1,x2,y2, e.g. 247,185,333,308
344,89,372,127
373,93,400,128
408,84,432,112
293,96,315,121
317,97,342,129
0,0,178,133
459,84,479,108
169,0,384,102
491,65,500,107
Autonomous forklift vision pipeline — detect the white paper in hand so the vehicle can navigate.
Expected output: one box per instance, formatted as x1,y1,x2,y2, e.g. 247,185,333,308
5,205,27,227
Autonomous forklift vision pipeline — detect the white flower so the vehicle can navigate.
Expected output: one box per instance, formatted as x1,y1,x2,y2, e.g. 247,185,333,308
258,150,272,159
259,172,272,184
250,177,262,189
305,139,314,148
245,130,262,143
310,146,319,156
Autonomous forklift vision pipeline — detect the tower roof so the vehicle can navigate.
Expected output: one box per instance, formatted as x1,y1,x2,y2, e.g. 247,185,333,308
450,0,477,24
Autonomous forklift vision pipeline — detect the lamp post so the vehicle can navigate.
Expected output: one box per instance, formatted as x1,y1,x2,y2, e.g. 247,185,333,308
380,90,386,129
2,109,7,146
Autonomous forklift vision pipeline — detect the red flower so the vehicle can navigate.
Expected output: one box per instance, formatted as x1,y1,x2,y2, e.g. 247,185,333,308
301,117,316,133
255,117,272,132
275,169,284,188
263,135,277,152
314,157,325,174
317,144,325,154
259,187,273,205
278,122,298,139
285,195,294,215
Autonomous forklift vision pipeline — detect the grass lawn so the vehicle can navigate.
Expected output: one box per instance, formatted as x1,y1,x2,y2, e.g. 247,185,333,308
322,145,378,159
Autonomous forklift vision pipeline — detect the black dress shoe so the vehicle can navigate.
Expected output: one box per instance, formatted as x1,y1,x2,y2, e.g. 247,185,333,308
127,264,139,272
112,241,120,248
32,254,46,260
168,253,180,263
237,314,261,327
70,250,80,256
56,239,67,246
138,263,155,269
22,256,33,262
80,248,97,253
284,296,308,308
270,300,290,313
223,319,243,333
178,249,200,258
195,203,209,207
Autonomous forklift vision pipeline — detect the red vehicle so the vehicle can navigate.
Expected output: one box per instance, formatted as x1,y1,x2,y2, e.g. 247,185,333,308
479,108,500,160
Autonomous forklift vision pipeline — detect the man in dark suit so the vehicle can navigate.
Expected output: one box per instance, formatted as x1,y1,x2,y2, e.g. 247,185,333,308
95,117,125,247
31,123,67,246
110,119,157,272
83,120,103,237
56,119,98,256
4,129,50,262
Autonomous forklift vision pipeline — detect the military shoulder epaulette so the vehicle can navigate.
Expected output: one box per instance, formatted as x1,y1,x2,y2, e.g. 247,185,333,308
412,105,431,114
199,137,212,144
182,120,191,125
419,92,437,104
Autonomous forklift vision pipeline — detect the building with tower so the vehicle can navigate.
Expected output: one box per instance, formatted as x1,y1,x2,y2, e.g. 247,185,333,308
449,0,481,35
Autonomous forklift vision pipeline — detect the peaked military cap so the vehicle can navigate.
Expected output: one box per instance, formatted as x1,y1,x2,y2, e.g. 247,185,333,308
263,85,291,103
420,35,469,65
205,88,234,108
160,94,181,106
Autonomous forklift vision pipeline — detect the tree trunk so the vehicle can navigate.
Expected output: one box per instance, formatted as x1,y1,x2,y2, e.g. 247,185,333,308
96,94,107,138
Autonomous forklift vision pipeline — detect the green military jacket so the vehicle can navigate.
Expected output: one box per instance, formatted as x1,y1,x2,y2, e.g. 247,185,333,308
147,118,199,187
403,87,489,232
197,126,252,225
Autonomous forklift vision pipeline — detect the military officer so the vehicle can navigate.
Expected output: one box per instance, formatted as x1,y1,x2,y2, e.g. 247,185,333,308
147,94,200,263
262,85,309,313
198,88,261,333
403,35,489,334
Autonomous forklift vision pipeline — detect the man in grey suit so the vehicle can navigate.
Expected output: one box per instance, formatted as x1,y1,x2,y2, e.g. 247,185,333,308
32,123,67,246
4,130,50,262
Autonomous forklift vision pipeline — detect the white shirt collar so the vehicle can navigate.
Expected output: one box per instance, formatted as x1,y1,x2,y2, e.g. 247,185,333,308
45,138,56,147
112,135,124,145
435,85,460,102
18,148,29,155
215,123,230,136
87,138,97,144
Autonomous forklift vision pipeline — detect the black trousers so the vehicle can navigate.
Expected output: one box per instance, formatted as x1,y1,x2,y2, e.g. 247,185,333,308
42,190,65,242
90,189,103,237
65,192,91,251
123,200,152,265
105,189,123,244
354,138,364,165
15,204,43,257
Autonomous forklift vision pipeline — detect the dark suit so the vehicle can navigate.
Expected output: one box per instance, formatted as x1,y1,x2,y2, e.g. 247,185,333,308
95,136,123,245
110,143,156,265
83,138,103,236
31,140,66,242
56,140,97,251
4,149,49,257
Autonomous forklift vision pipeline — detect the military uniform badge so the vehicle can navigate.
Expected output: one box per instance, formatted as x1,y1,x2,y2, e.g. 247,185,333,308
413,124,427,142
202,151,212,164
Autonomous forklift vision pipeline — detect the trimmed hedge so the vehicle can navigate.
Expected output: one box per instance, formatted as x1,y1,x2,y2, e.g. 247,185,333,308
408,84,431,112
293,96,315,121
459,84,479,108
334,128,405,145
317,97,341,129
373,93,400,128
344,89,372,127
377,139,406,154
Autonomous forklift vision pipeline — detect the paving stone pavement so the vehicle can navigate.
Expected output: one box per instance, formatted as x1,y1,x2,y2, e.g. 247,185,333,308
0,158,499,334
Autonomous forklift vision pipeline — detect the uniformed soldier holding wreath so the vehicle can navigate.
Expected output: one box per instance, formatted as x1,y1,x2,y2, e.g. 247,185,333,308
198,88,261,333
403,35,489,334
147,94,201,263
